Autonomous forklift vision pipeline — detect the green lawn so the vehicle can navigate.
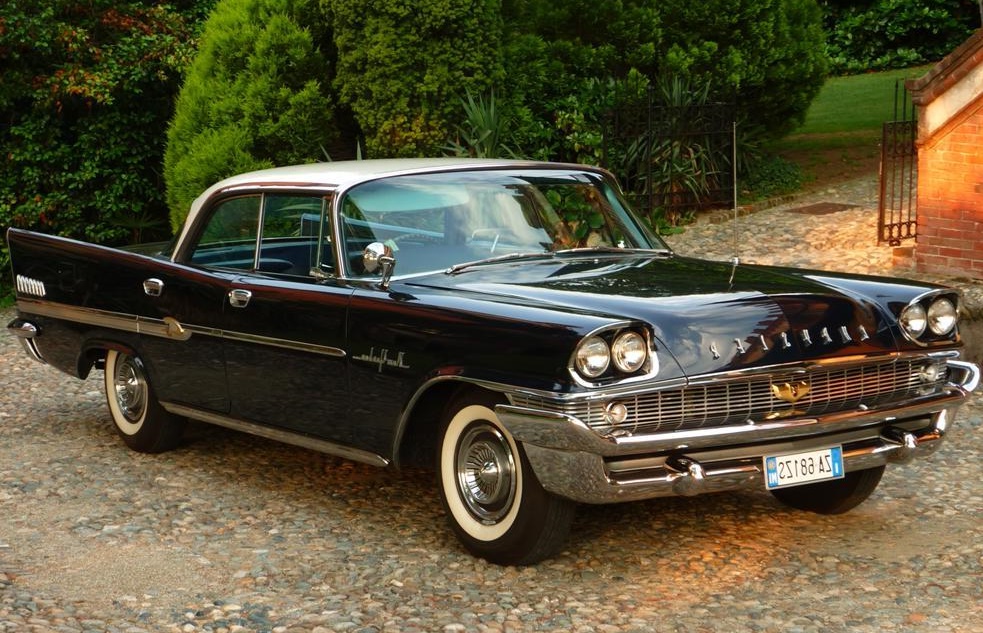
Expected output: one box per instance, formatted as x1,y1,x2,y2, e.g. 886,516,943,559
793,65,933,136
775,64,934,153
769,65,933,186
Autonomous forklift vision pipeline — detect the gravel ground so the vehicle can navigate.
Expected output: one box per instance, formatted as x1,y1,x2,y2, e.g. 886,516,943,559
3,178,982,632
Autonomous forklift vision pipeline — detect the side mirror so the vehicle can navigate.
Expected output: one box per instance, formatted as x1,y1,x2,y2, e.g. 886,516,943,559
363,242,396,290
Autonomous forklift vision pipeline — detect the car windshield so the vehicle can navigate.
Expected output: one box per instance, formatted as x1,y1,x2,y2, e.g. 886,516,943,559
339,169,667,277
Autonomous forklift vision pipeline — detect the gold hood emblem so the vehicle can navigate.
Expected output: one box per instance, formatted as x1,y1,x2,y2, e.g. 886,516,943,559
771,381,810,404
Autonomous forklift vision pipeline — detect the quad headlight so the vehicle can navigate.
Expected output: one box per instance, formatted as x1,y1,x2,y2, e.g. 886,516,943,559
927,297,957,335
899,293,959,343
573,327,655,383
899,302,927,338
611,331,647,373
575,336,611,379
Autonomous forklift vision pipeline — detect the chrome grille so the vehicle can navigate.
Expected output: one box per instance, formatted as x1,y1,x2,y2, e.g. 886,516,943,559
511,358,945,436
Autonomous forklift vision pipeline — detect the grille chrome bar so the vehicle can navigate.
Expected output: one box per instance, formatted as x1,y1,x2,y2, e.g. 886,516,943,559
511,358,945,438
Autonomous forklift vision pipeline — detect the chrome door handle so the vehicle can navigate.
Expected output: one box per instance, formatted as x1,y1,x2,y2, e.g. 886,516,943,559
143,278,164,297
228,288,252,308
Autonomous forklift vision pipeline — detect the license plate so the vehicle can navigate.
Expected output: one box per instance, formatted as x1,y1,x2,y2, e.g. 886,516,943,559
764,446,844,490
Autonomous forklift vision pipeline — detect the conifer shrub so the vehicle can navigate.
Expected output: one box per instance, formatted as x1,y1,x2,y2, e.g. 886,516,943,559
164,0,337,229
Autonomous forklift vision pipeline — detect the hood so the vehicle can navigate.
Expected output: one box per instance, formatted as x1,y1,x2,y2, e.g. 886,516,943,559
404,253,896,377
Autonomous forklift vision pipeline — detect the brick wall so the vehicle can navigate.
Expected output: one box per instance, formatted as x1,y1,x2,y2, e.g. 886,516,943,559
915,103,983,278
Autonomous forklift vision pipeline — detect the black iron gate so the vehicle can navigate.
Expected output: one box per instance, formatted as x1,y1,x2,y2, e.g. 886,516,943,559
878,80,917,245
602,88,734,223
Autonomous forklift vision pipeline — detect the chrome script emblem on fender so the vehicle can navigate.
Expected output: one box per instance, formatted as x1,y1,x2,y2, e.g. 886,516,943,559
771,381,811,404
354,347,411,372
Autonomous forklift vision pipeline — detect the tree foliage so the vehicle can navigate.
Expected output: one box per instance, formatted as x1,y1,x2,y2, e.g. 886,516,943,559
0,0,211,246
325,0,504,157
823,0,980,73
500,0,827,158
164,0,338,229
656,0,828,139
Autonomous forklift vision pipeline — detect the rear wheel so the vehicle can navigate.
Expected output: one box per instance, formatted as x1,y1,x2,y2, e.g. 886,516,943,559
104,349,186,453
770,465,885,514
437,392,575,565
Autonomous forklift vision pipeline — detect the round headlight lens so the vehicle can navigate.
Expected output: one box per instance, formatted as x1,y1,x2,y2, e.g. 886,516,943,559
611,331,648,373
900,302,927,339
575,336,610,379
927,298,957,335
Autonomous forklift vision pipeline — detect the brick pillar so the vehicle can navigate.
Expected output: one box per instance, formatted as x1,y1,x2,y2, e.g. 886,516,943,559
915,106,983,279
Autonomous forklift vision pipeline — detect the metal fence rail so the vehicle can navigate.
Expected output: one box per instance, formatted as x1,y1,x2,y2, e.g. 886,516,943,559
878,81,917,245
602,89,734,222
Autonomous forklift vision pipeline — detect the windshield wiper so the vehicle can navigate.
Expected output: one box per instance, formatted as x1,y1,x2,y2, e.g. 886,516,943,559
552,246,672,256
445,251,554,275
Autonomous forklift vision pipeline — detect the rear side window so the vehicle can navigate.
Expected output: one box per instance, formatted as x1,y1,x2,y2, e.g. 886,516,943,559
190,196,261,269
189,194,333,276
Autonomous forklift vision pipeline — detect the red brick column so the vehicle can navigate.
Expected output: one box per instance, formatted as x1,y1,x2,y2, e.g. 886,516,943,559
915,106,983,279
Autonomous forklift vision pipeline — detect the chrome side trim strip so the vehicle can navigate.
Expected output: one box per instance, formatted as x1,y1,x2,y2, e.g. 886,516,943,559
161,402,390,467
222,330,346,358
18,298,141,334
15,298,346,358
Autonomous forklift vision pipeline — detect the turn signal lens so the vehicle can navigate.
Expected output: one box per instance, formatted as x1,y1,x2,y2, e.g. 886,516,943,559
927,298,957,335
900,303,927,339
611,331,647,373
575,336,610,378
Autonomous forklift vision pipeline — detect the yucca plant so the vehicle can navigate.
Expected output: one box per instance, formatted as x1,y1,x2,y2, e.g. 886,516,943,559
445,91,516,159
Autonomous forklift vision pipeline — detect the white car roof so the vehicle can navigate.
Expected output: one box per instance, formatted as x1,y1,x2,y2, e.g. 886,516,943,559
176,158,604,249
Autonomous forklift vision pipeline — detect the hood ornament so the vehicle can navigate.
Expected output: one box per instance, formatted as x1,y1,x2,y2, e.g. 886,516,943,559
772,381,811,404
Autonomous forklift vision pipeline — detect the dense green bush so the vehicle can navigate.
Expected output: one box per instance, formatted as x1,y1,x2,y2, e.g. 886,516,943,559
498,1,662,162
655,0,828,140
0,0,212,303
326,0,503,158
493,0,827,165
823,0,979,73
164,0,339,229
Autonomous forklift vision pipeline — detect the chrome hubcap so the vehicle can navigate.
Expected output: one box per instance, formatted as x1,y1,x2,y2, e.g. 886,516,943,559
456,423,516,523
114,356,147,423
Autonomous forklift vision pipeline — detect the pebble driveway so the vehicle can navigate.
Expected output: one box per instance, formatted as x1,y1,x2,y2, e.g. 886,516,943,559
2,176,982,632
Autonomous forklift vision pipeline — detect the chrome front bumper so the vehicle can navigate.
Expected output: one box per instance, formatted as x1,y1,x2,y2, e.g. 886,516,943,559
497,360,980,504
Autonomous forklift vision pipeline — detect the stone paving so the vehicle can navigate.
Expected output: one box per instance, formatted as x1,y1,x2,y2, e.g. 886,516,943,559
664,176,979,289
1,175,982,632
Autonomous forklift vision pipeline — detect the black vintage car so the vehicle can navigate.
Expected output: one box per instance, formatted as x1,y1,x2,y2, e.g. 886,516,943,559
6,159,980,564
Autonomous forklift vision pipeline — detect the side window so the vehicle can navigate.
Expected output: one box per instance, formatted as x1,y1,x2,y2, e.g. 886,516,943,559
260,194,333,276
189,193,335,276
190,196,261,269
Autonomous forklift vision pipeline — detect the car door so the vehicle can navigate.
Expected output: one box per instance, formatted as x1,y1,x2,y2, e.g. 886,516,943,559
193,192,355,444
134,258,235,413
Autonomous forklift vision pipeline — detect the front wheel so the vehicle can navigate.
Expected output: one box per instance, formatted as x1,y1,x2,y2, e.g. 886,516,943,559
104,349,186,453
437,392,575,565
770,465,885,514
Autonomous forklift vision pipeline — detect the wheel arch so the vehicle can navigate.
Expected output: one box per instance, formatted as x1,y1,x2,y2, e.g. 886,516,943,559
77,336,139,379
393,376,510,469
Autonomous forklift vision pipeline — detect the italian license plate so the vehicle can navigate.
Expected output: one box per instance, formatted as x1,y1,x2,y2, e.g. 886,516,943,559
764,446,844,490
